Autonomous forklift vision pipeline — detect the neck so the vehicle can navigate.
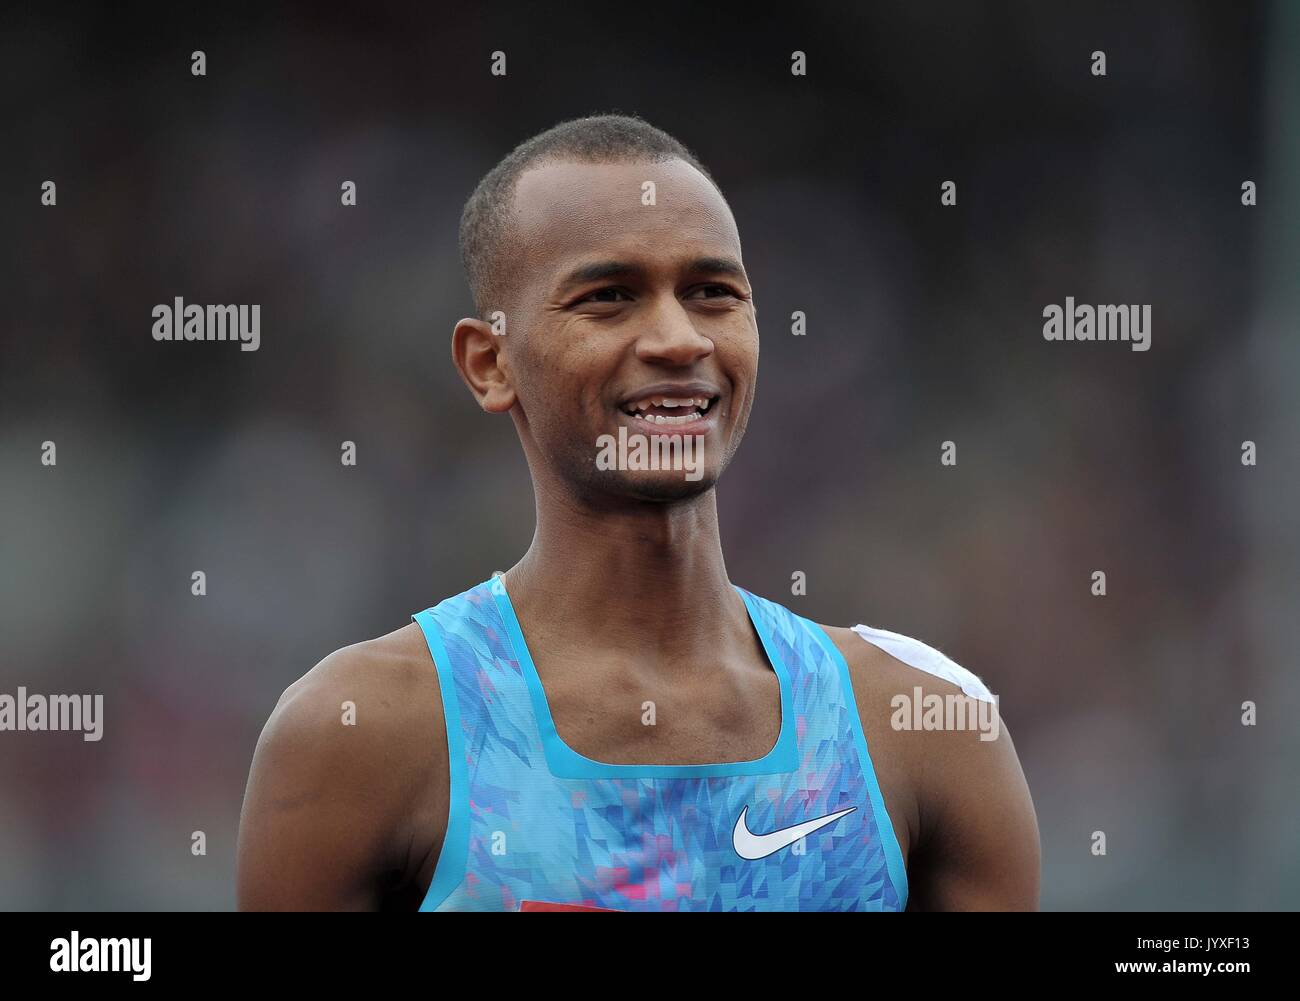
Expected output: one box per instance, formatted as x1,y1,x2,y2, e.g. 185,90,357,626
502,481,750,669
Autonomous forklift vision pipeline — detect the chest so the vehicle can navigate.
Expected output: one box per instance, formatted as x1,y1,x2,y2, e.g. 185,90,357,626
541,658,783,766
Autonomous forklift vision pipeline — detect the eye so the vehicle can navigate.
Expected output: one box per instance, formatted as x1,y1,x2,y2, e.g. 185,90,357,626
579,287,632,304
686,284,742,300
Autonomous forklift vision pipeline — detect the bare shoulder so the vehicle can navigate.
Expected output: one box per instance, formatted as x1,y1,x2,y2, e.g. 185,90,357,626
818,620,1013,800
263,622,444,784
278,622,440,732
816,621,1039,910
237,622,447,910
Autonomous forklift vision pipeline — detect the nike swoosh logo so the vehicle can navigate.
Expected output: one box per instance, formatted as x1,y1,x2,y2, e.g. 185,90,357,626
732,805,858,860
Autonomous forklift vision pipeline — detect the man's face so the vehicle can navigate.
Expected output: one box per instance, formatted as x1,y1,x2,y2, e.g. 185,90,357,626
496,156,758,503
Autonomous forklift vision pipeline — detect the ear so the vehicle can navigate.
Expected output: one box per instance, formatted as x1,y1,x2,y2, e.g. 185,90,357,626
451,317,517,413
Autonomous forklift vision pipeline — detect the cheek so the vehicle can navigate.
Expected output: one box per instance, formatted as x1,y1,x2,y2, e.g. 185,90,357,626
717,323,760,385
513,326,572,390
513,335,612,425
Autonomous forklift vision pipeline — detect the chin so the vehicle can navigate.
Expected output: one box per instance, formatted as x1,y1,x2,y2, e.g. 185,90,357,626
607,469,721,503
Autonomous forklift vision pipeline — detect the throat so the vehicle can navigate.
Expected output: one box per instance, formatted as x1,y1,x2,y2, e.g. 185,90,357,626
507,564,744,659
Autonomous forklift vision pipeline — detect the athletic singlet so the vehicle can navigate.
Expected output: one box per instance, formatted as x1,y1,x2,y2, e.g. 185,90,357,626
411,577,910,912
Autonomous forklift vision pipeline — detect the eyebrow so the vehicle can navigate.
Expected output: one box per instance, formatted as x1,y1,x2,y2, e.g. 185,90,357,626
557,255,747,289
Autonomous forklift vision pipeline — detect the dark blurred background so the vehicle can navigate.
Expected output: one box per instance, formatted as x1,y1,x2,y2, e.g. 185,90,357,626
1,1,1296,909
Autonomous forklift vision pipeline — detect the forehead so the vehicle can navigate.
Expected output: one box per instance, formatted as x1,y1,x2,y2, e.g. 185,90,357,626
508,157,742,283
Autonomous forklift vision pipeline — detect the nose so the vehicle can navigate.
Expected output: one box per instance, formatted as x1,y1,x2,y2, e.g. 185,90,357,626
633,294,715,366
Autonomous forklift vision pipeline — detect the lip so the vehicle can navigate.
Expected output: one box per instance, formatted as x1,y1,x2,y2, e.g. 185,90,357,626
616,382,722,409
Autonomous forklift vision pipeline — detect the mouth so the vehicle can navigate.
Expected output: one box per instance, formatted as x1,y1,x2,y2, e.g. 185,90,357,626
617,393,720,428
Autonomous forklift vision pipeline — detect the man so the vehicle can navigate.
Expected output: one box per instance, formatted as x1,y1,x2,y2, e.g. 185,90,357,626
237,114,1040,911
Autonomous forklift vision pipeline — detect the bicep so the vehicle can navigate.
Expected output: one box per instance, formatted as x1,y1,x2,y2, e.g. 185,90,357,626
908,724,1040,911
236,686,391,911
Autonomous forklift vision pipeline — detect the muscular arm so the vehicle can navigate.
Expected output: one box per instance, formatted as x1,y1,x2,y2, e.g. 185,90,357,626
903,719,1040,910
236,625,447,911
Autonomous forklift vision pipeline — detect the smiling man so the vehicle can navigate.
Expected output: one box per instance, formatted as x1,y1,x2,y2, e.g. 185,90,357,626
237,114,1040,912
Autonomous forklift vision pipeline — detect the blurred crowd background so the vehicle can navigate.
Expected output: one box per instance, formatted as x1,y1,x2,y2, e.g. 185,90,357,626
2,2,1296,909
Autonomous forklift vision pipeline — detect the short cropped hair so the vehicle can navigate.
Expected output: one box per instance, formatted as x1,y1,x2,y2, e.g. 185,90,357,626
458,113,719,316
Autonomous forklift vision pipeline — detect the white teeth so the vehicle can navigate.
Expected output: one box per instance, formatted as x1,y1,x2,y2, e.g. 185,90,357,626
625,394,715,413
633,411,703,425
